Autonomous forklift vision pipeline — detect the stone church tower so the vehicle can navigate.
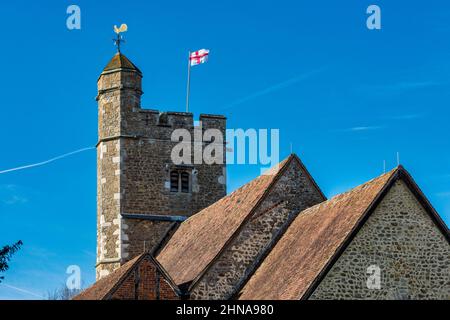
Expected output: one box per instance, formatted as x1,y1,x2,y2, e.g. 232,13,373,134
95,52,227,279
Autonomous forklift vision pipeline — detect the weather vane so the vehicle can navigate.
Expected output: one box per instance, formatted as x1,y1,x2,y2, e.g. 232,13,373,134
113,24,128,53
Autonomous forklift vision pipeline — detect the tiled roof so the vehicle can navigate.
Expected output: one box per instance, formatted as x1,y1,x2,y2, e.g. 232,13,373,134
76,163,449,300
73,254,143,300
239,168,400,300
102,53,141,74
157,155,297,286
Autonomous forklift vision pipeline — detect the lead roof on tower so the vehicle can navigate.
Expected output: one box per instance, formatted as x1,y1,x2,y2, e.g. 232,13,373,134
102,52,142,74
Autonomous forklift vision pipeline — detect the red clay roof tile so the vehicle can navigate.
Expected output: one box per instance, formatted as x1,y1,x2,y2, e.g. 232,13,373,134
239,168,398,300
157,156,295,286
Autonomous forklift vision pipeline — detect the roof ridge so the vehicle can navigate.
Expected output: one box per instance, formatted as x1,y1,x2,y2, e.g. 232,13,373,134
318,168,398,205
186,154,328,292
301,165,448,299
238,167,401,300
157,155,301,287
185,156,296,289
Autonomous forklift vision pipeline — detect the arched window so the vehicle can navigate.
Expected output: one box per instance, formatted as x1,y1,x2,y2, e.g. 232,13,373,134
170,170,190,193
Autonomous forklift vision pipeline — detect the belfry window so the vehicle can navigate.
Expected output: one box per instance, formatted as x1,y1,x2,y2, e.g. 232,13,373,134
180,172,190,193
170,170,190,193
170,171,179,192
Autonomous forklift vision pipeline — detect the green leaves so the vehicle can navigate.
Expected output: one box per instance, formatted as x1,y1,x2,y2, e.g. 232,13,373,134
0,240,23,283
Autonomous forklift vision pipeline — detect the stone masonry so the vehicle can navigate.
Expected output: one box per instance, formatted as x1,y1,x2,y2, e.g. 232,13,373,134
310,180,450,300
96,53,226,279
190,158,325,299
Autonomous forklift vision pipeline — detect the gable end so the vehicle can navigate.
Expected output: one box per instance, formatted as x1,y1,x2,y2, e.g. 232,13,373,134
305,168,450,300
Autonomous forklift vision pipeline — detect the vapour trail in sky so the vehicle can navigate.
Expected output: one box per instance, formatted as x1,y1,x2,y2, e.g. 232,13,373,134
0,147,95,175
1,284,45,299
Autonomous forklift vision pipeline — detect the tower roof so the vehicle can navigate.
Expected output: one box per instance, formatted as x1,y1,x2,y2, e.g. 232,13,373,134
102,52,142,74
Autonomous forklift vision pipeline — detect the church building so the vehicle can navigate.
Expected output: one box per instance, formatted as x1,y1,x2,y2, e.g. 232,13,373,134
74,51,449,300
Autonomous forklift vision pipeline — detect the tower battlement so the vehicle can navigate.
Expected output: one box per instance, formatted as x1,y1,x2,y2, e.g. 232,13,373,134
114,109,227,142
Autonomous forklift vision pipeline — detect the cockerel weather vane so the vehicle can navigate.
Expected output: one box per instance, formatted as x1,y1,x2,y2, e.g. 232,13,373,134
113,24,128,53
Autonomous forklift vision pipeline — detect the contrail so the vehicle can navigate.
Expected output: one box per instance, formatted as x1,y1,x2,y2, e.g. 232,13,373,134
221,67,326,110
336,126,385,133
1,283,45,299
0,147,95,175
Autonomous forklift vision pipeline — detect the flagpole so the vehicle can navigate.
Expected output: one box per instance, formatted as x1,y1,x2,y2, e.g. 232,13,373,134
186,51,191,113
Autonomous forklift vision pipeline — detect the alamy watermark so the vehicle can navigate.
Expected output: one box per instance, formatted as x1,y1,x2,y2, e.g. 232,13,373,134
367,5,381,30
171,122,280,174
66,5,81,30
65,5,381,31
66,265,81,290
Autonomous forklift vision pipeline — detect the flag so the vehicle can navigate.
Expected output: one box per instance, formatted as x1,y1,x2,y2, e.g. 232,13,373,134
190,49,210,66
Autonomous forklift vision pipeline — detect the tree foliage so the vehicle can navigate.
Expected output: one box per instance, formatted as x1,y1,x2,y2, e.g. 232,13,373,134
0,240,23,283
47,284,83,300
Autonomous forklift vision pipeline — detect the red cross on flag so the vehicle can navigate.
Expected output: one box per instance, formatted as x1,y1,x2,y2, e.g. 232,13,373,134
190,49,210,66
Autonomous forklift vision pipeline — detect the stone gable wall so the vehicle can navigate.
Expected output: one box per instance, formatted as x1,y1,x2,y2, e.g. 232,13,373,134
310,180,450,300
190,159,325,299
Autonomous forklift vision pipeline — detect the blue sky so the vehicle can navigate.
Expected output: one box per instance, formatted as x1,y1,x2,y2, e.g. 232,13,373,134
0,0,449,299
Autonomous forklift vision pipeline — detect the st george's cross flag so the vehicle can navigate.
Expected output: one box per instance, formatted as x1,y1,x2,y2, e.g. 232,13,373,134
190,49,210,66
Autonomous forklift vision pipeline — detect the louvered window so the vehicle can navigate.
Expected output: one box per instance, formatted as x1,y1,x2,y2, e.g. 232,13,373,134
181,172,190,193
170,170,190,193
170,171,179,192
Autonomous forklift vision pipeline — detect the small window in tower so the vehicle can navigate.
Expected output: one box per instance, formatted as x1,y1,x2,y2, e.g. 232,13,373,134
181,172,190,193
170,171,179,192
169,170,191,193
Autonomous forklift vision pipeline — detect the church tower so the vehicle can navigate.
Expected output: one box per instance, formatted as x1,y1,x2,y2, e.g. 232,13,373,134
96,52,227,279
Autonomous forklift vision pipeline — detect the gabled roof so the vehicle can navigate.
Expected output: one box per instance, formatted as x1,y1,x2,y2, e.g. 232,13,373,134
102,53,142,74
238,166,450,300
73,253,179,300
157,154,325,287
